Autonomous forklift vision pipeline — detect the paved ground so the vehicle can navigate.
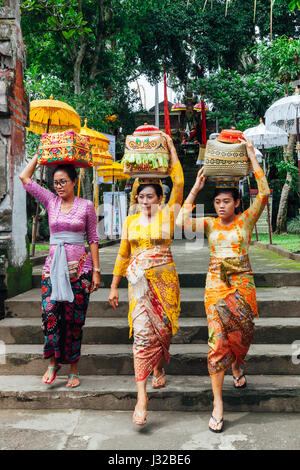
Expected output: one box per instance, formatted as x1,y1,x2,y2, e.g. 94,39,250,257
0,409,300,450
3,241,300,451
95,240,300,274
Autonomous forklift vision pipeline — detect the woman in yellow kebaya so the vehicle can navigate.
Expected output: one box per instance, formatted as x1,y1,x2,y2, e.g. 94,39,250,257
109,133,183,426
176,137,270,433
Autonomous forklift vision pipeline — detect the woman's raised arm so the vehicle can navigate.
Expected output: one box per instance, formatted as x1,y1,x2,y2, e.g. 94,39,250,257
19,154,38,185
176,167,207,232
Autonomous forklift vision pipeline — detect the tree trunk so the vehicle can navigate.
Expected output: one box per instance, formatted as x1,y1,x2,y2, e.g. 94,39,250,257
81,170,93,202
89,0,104,81
275,134,296,233
74,41,87,95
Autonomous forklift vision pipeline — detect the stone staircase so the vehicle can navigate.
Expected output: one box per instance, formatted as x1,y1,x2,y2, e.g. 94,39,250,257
1,242,300,411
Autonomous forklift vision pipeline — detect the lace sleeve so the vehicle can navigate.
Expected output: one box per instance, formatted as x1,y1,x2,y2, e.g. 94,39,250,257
113,217,131,277
242,169,270,230
176,203,207,233
86,200,100,244
23,178,56,210
167,161,184,209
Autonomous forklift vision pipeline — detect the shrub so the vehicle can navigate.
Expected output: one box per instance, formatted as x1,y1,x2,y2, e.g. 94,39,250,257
287,215,300,234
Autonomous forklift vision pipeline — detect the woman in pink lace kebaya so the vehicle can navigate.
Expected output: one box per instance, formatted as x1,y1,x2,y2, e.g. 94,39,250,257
20,156,100,388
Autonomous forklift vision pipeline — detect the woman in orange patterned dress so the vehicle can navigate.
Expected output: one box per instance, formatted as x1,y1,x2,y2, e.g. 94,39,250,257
176,138,270,433
109,134,184,426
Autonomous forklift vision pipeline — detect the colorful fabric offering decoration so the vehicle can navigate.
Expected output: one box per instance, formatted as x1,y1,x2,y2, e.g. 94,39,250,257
37,130,93,168
123,124,170,178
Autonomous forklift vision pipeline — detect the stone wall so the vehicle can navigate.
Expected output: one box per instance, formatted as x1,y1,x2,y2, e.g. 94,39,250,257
0,0,31,317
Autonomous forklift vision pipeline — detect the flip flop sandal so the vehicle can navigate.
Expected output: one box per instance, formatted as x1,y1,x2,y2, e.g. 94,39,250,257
209,415,224,433
66,373,80,388
152,369,166,389
42,365,61,385
233,372,247,389
133,408,147,427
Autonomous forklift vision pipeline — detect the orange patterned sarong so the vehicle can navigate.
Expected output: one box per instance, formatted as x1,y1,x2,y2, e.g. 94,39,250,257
205,255,255,375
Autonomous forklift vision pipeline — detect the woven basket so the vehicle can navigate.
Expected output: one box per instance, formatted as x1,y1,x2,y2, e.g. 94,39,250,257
203,139,251,177
37,130,92,168
123,124,169,178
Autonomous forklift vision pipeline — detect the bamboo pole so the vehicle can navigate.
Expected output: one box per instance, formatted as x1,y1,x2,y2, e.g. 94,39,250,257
31,118,50,257
247,176,259,241
262,144,273,245
270,0,273,41
225,0,229,16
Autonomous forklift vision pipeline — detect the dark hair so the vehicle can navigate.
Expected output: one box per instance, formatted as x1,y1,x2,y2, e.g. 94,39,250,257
137,183,163,199
52,164,78,182
213,188,243,214
213,187,240,201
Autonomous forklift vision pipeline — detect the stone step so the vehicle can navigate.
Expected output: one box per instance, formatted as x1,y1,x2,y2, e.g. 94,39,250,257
1,344,299,376
31,271,300,288
4,287,300,318
1,317,300,345
0,375,300,412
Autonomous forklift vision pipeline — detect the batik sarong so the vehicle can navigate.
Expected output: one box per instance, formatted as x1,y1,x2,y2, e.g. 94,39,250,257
127,246,175,382
41,272,92,364
205,255,256,375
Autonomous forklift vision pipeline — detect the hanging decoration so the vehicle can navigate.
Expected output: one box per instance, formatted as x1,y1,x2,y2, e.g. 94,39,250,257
225,0,229,16
203,0,274,39
164,73,171,137
201,100,207,146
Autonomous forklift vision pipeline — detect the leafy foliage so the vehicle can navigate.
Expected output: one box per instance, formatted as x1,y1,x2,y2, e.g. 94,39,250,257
256,36,300,93
190,69,285,131
287,216,300,235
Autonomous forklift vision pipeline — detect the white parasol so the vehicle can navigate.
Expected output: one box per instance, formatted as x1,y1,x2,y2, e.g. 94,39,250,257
265,92,300,134
265,87,300,197
244,121,288,149
243,120,282,245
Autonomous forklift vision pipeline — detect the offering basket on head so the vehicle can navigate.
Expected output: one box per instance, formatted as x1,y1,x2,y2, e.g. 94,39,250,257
203,128,251,178
37,130,93,168
122,124,169,178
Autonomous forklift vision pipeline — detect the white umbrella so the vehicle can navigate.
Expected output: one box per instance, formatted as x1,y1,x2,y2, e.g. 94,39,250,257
265,88,300,199
265,92,300,134
244,121,288,149
244,120,282,245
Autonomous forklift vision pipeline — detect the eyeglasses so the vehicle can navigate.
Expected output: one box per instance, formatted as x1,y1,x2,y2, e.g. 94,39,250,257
53,179,71,188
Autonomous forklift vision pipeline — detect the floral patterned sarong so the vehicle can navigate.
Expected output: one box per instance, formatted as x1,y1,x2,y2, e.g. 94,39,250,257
205,255,255,375
127,246,175,382
132,283,172,382
41,272,92,364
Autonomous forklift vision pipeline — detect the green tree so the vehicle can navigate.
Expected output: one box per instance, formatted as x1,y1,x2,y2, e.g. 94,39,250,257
258,36,300,233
